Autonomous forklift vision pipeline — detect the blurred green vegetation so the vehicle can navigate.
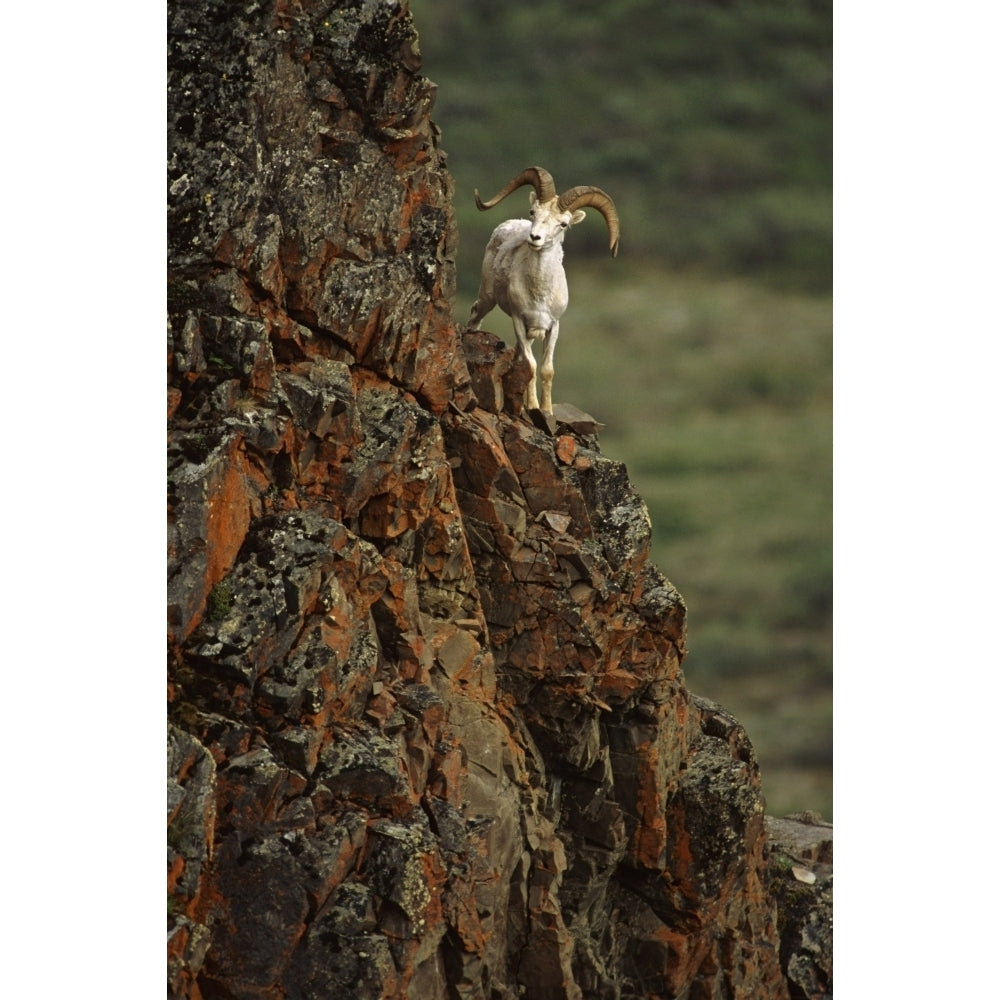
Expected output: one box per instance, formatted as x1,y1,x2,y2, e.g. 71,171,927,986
411,0,832,818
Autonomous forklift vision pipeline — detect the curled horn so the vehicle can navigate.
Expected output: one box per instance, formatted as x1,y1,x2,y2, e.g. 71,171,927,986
474,166,557,211
558,186,621,257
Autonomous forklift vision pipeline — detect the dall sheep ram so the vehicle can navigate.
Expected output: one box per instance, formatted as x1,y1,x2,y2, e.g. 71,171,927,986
467,166,620,415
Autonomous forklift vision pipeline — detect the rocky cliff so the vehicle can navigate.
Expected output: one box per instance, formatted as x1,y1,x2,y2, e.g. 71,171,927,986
167,3,831,999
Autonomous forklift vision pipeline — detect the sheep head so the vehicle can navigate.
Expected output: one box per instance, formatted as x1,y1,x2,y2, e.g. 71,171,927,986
474,166,620,257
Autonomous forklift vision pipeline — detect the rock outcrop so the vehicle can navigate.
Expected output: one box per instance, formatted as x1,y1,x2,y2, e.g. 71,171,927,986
167,3,831,998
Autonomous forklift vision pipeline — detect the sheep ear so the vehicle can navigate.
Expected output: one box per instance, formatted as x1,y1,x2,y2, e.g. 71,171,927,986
529,191,538,207
570,209,587,226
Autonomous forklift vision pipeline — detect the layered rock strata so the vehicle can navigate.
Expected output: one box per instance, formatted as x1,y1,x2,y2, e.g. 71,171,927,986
167,3,829,998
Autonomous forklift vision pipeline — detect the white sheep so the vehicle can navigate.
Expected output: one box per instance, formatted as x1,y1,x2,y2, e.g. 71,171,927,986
467,166,620,415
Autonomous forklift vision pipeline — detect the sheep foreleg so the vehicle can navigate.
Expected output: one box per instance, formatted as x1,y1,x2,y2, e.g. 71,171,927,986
512,317,540,411
538,323,559,416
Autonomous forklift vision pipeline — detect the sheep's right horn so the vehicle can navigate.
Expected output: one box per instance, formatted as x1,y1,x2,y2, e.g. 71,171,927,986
474,166,557,211
558,186,621,257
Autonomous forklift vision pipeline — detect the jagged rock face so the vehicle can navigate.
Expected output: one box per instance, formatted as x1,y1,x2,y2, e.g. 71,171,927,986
168,3,811,999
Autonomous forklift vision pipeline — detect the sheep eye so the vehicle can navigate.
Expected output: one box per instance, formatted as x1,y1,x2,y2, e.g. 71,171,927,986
560,221,568,228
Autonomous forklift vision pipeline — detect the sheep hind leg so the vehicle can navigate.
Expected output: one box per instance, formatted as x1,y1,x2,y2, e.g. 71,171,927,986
467,296,493,331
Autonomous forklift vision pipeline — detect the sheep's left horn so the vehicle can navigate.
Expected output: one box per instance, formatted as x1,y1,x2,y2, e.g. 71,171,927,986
558,186,621,257
474,166,557,211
